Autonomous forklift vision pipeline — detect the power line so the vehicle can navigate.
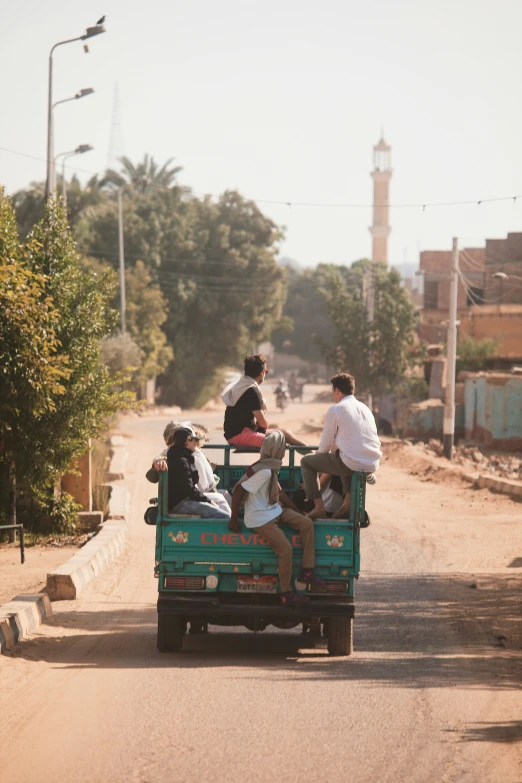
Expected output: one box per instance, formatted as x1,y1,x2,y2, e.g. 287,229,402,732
2,143,522,212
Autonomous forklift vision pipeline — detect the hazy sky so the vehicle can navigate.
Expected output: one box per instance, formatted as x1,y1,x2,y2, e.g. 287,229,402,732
2,0,521,268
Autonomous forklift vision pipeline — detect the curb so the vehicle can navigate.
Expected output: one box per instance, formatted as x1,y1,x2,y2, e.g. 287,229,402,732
385,441,522,502
468,473,522,499
0,439,130,653
45,438,130,601
0,594,52,654
46,517,128,600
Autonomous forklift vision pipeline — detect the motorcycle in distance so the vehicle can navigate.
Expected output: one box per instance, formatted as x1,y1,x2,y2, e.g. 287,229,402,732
274,378,290,412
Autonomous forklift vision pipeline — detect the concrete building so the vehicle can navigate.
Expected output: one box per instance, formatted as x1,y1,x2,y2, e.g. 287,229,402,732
369,135,392,265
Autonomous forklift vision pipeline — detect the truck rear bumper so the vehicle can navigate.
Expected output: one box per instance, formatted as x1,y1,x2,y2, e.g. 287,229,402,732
157,594,354,620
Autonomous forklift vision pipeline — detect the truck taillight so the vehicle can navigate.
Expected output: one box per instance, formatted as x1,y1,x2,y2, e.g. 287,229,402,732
308,581,348,594
164,576,205,590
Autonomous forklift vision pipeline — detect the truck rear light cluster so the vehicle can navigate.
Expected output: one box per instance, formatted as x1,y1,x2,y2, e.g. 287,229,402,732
308,581,348,594
164,576,205,590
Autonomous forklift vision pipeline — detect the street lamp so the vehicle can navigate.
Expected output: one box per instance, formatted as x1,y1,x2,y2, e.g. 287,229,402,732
118,185,128,333
55,144,93,205
53,87,95,111
45,23,106,199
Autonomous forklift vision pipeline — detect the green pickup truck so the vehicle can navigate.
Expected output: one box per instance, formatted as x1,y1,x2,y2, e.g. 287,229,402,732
145,445,369,656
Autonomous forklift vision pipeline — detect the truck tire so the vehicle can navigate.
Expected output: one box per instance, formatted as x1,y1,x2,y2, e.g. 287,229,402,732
327,617,353,656
157,613,184,653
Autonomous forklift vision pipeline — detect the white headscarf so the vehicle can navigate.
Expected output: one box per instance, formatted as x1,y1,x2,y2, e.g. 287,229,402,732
237,431,286,504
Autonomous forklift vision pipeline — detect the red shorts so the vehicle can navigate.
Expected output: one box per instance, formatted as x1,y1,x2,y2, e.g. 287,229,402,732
227,428,275,448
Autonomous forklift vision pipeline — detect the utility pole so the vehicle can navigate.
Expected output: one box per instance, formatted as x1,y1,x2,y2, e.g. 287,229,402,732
443,237,459,460
365,263,375,411
118,187,127,333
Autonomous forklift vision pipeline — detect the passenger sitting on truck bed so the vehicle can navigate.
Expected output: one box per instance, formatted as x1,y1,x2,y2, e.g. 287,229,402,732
229,431,325,605
151,421,231,516
301,373,381,520
221,354,307,449
167,427,230,519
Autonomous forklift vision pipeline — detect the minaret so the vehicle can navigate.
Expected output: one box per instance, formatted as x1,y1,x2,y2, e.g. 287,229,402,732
369,134,392,265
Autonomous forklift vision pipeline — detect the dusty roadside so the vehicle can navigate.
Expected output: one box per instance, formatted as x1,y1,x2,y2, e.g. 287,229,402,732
0,543,80,606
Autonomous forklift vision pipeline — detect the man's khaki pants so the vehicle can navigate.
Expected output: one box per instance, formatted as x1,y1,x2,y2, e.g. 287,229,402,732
301,450,355,501
254,508,315,593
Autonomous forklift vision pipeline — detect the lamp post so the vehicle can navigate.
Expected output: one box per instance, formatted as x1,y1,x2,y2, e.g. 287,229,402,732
118,186,127,333
45,24,105,199
443,238,459,460
416,240,460,460
55,144,93,205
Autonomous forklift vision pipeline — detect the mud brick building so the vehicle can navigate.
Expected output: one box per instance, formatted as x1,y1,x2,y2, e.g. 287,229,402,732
419,233,522,367
484,232,522,305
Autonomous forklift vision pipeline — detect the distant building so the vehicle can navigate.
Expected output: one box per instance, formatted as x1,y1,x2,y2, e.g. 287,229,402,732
418,233,522,367
484,232,522,305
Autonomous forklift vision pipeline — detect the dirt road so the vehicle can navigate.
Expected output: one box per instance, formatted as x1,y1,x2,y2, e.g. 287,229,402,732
1,387,521,783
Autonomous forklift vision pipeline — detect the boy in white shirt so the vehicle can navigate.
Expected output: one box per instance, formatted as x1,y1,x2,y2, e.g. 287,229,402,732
229,431,324,605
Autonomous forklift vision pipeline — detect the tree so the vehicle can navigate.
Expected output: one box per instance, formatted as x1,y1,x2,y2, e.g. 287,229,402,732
125,260,173,383
76,184,287,407
456,335,497,375
12,175,104,239
158,191,287,406
80,256,174,388
0,192,70,472
101,154,183,192
319,260,422,398
12,198,134,494
271,263,335,363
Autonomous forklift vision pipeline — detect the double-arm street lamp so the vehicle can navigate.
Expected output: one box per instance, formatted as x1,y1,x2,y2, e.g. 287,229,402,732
55,144,94,205
45,23,106,199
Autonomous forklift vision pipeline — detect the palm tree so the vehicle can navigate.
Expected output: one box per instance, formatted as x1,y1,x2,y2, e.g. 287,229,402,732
101,154,182,193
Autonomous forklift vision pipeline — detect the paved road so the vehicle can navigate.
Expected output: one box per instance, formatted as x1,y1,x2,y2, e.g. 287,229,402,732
1,402,521,783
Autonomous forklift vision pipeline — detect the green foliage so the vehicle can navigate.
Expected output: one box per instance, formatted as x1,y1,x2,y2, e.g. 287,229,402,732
101,332,142,375
271,264,334,362
0,192,70,456
45,492,81,534
319,260,422,398
456,335,497,375
101,154,183,192
393,376,429,403
12,157,286,407
76,182,287,407
1,196,135,495
125,260,173,382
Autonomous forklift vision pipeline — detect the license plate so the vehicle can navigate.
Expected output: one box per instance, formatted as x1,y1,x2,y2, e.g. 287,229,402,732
237,576,277,593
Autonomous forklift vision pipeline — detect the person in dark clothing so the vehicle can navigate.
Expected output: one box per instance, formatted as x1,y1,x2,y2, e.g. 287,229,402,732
221,354,307,448
167,428,230,519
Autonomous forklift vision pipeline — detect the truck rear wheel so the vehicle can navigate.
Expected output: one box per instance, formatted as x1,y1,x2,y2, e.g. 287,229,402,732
157,613,185,653
327,618,353,656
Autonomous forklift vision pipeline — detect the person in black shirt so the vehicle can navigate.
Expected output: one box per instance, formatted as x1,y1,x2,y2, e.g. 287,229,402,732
221,354,307,448
167,428,230,518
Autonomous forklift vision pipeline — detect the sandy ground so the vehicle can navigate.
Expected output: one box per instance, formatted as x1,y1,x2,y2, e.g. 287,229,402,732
0,545,79,606
0,383,521,783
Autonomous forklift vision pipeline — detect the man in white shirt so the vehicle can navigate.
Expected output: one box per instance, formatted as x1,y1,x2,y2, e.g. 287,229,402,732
301,373,382,520
229,431,324,605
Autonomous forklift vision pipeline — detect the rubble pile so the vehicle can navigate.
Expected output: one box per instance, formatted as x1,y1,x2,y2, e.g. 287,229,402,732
421,440,522,481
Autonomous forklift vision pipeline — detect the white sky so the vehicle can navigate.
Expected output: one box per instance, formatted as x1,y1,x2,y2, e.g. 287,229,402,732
1,0,521,268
